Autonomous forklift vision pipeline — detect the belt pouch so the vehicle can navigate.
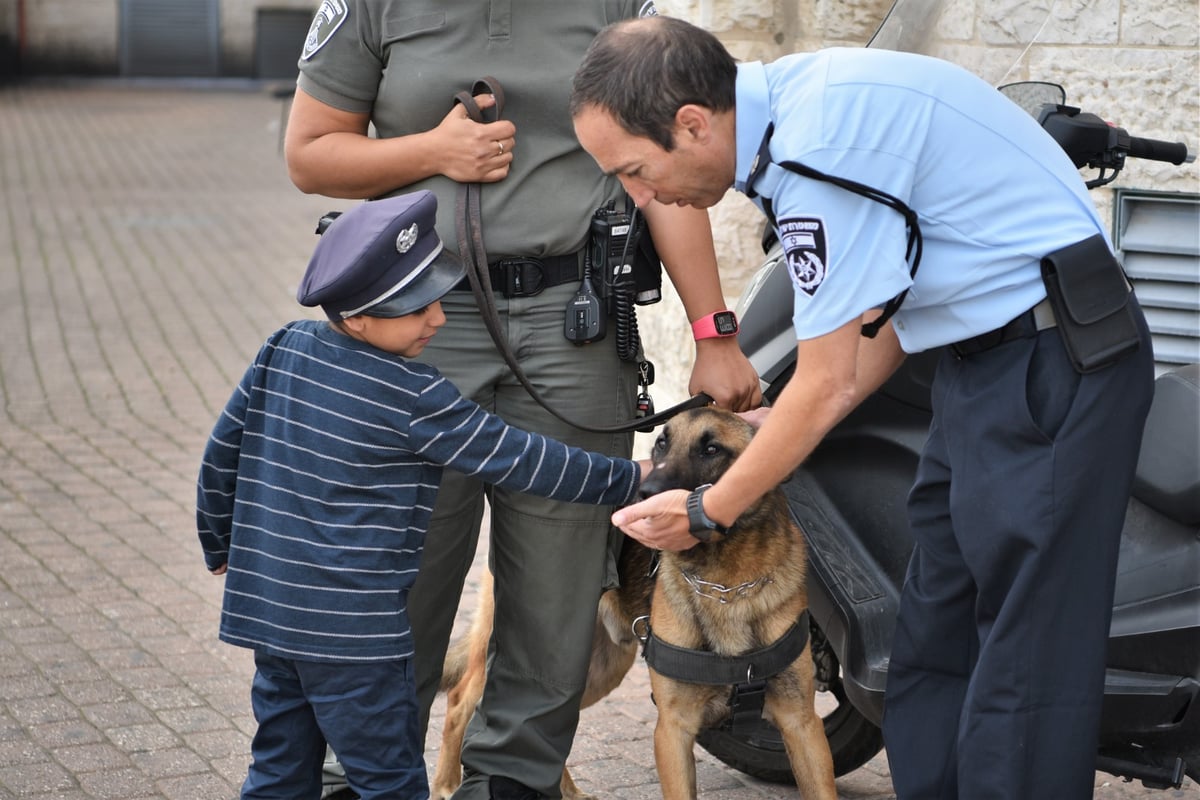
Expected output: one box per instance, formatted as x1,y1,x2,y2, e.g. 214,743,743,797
1040,233,1140,373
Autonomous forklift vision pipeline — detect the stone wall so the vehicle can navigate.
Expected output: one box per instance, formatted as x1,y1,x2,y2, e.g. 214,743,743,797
632,0,1199,453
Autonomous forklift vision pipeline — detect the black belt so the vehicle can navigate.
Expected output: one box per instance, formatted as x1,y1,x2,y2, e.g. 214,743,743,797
451,253,580,298
950,298,1057,359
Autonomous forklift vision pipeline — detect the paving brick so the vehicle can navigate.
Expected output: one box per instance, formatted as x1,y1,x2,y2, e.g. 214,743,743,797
0,761,75,795
50,742,133,773
0,81,1190,800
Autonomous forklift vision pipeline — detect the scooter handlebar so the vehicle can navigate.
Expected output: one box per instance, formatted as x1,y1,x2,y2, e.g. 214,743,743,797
1126,135,1193,165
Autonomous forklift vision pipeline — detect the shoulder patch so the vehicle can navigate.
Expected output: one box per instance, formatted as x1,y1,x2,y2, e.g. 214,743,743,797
302,0,350,61
638,1,659,17
778,217,827,297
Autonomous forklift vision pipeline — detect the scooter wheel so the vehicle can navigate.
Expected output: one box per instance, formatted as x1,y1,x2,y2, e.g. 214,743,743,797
696,699,883,782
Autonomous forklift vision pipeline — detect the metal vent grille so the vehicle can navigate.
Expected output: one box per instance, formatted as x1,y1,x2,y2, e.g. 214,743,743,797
1114,190,1200,375
120,0,219,77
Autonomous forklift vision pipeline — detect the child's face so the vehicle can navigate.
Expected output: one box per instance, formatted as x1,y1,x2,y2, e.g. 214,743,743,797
341,300,446,357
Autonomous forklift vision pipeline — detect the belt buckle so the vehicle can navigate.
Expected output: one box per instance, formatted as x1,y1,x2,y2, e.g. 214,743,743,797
498,257,546,298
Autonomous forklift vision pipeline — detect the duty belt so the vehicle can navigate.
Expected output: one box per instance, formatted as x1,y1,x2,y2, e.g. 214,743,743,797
451,253,580,298
950,298,1057,359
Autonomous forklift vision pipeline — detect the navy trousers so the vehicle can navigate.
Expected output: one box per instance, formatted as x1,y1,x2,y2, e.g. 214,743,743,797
883,311,1153,800
242,653,428,799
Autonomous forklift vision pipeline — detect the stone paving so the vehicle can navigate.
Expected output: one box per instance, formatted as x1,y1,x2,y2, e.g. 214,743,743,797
0,82,1193,800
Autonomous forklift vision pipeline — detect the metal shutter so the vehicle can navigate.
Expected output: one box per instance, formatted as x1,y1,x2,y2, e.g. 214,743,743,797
255,8,313,79
1114,190,1200,375
120,0,220,77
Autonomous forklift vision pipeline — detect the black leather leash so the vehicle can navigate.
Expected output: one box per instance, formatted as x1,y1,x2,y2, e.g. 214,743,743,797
452,77,712,434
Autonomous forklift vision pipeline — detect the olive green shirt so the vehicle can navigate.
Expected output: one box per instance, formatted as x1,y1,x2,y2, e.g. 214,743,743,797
298,0,653,260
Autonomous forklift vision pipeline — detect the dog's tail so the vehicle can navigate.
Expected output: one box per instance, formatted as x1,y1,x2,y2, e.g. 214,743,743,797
440,634,471,692
440,569,495,693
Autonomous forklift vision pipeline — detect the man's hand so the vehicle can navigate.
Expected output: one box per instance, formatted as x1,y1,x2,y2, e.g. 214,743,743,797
689,337,762,412
612,489,699,552
210,563,227,576
739,405,771,428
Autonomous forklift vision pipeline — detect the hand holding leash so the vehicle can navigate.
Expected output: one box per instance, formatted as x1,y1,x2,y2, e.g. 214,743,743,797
431,93,515,183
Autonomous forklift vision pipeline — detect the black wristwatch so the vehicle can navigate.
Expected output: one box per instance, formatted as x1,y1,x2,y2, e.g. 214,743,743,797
686,483,727,542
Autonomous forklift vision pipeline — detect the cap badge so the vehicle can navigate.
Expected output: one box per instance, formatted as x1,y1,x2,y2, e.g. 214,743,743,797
395,223,420,254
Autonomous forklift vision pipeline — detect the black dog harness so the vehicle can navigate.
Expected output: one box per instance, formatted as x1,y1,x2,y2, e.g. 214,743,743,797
639,608,811,735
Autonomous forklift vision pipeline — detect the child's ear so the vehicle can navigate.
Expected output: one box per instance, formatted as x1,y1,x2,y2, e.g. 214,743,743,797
340,315,368,333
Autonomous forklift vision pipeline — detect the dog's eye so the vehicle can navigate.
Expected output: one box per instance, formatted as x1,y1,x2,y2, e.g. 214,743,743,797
701,443,722,458
653,433,667,453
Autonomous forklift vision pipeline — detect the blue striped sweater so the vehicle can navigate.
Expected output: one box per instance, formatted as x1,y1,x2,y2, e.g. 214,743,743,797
196,320,639,662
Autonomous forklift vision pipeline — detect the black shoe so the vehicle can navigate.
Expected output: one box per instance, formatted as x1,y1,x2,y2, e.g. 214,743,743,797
489,776,539,800
323,789,359,800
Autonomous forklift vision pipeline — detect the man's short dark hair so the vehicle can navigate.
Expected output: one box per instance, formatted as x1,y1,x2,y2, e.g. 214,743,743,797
570,16,736,152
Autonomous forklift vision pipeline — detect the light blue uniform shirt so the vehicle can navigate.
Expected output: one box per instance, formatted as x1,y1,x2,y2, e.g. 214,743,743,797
734,49,1107,352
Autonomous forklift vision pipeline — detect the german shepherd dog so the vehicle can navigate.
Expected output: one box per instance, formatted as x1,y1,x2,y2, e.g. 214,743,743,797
433,407,837,799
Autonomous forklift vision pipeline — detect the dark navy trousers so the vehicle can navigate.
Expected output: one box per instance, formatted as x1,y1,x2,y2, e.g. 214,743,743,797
241,652,428,799
883,309,1153,799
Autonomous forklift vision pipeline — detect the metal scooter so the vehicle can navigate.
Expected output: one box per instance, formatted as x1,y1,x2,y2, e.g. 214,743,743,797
694,82,1199,790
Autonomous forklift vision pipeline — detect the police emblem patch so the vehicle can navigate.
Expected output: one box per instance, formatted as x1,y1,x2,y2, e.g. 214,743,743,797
779,217,827,297
302,0,349,61
639,1,659,17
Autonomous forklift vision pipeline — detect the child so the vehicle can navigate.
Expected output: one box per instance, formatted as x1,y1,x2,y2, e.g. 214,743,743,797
196,191,643,800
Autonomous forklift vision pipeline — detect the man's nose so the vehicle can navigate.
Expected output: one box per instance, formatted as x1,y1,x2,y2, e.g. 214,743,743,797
619,177,655,208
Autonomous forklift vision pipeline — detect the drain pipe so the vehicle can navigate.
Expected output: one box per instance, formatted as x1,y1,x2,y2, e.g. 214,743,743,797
16,0,25,69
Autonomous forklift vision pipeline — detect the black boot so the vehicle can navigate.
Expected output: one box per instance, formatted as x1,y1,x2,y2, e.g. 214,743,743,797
488,776,539,800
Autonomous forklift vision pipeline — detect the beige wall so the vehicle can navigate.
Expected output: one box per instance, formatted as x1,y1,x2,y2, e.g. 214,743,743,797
13,0,120,71
2,0,314,76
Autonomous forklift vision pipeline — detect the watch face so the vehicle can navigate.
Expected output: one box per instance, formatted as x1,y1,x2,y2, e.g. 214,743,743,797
714,311,738,335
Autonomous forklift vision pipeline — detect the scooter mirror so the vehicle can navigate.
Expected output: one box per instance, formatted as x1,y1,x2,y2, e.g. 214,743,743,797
998,81,1068,119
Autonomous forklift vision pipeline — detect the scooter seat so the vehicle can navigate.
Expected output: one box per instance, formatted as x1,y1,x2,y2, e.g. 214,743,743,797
1132,363,1200,526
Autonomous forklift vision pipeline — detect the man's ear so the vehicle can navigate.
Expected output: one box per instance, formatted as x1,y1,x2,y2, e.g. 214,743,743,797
674,104,713,144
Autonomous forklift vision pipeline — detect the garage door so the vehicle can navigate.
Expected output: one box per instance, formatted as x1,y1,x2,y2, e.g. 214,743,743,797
120,0,220,77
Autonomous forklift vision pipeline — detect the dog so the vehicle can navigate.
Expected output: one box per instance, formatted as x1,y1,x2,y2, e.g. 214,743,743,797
433,407,836,799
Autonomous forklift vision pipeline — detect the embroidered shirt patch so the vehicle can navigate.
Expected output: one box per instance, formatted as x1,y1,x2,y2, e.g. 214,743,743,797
779,217,828,297
302,0,349,61
639,1,659,17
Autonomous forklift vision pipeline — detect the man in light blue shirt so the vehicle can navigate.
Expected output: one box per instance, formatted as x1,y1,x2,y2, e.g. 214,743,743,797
570,15,1154,799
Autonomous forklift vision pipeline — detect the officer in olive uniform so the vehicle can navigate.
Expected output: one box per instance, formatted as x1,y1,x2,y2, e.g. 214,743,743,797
287,3,761,797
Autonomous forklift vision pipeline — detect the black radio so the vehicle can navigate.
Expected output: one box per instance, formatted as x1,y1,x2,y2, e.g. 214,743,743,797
588,203,637,305
564,200,662,359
